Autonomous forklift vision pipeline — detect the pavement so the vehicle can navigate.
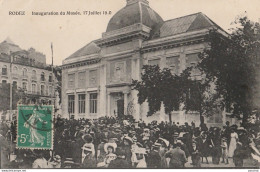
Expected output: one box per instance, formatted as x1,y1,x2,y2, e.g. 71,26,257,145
185,156,259,168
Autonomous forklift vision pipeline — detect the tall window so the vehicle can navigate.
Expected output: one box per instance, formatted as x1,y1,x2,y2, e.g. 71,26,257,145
68,95,75,114
148,59,160,66
13,66,18,74
41,72,45,81
32,70,37,80
89,93,97,114
166,56,179,75
78,94,86,114
41,85,45,95
13,81,17,89
23,68,27,77
32,83,37,94
89,70,97,87
186,53,200,76
78,72,86,88
49,73,53,82
22,82,27,91
68,73,75,88
2,80,7,84
2,65,7,75
49,86,53,96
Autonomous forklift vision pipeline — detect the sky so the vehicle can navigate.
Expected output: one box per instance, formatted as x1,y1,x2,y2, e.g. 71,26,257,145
0,0,259,66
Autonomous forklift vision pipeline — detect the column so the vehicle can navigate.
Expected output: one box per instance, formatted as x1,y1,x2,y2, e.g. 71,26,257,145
75,92,78,119
179,47,186,73
124,92,128,115
107,92,110,117
99,64,106,117
85,91,89,119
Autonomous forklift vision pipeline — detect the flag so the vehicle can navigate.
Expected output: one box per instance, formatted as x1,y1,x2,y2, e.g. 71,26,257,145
51,42,53,66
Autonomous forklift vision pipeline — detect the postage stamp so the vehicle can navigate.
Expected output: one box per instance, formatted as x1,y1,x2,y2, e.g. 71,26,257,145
17,105,54,150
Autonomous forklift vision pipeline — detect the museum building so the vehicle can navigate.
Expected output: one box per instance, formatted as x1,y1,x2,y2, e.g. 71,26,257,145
62,0,229,126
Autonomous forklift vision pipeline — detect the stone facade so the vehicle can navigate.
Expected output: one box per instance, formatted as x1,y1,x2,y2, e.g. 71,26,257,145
62,0,229,127
0,39,55,104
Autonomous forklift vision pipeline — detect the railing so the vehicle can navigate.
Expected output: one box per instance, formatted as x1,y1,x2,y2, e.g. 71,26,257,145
26,91,54,97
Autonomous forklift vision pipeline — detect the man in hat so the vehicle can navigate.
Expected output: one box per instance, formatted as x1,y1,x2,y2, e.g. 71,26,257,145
82,134,95,162
108,148,130,168
165,142,187,168
135,147,147,168
147,143,161,168
121,136,133,167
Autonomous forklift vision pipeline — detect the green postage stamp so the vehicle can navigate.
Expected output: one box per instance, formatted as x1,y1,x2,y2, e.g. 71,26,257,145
17,105,54,150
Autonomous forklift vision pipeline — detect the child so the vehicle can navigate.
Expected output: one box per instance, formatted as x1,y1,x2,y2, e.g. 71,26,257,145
191,141,201,167
221,137,229,164
97,143,117,168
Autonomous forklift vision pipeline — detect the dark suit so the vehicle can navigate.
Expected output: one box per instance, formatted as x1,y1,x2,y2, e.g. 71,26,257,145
165,147,187,168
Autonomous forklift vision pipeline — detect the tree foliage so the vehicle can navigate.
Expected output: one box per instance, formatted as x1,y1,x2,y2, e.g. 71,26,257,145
0,83,22,111
198,16,260,123
132,65,181,119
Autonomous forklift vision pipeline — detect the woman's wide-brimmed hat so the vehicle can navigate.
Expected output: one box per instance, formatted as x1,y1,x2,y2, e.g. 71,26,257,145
104,143,117,153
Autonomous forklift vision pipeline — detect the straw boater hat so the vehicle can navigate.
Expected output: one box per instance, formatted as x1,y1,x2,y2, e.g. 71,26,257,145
104,143,117,153
123,136,133,144
158,138,170,147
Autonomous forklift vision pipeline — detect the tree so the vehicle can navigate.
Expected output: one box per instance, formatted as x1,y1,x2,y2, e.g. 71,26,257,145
0,83,22,111
132,65,182,122
198,16,260,125
132,65,219,124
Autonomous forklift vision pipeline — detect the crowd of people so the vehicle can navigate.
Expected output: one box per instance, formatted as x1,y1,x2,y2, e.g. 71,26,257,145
1,115,260,168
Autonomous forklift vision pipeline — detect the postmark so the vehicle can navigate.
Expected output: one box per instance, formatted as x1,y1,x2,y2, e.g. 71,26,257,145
17,105,54,150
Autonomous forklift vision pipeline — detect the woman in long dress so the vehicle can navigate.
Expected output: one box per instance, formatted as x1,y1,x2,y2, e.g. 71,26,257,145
228,129,238,157
24,108,46,146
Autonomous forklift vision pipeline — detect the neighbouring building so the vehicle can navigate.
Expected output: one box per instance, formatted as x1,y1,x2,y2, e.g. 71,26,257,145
0,38,56,106
62,0,232,126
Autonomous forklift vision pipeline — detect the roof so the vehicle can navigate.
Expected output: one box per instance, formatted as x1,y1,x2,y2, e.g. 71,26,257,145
153,12,216,39
2,37,15,45
0,38,22,54
106,1,164,33
66,41,100,60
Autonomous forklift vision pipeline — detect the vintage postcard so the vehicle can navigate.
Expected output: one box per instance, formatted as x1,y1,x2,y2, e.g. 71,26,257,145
0,0,260,170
